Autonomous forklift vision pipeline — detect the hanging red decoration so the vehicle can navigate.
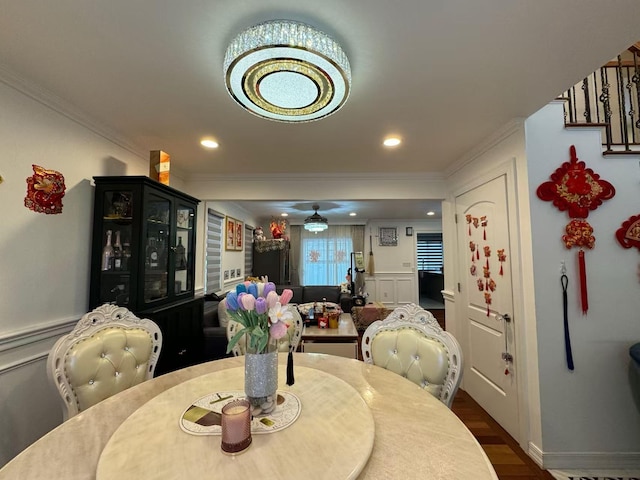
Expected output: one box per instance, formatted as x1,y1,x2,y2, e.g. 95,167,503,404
466,214,472,236
562,219,595,313
616,214,640,250
481,216,488,240
497,249,507,276
536,146,614,314
24,164,66,214
536,145,615,218
616,214,640,283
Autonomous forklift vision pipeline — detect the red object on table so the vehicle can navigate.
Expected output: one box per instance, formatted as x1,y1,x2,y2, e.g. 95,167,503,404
318,317,328,329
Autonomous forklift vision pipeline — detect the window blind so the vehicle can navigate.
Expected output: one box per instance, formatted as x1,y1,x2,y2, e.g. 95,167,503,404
244,224,254,278
416,233,443,272
206,208,224,293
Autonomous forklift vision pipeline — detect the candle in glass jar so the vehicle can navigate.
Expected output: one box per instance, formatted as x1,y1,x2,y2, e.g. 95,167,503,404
221,399,252,454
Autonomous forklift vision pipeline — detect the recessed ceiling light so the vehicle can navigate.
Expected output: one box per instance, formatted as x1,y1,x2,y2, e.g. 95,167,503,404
281,213,289,217
349,212,357,216
427,211,435,216
201,139,219,149
383,137,401,147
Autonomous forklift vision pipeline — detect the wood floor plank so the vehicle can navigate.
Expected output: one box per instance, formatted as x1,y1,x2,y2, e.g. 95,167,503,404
451,389,556,480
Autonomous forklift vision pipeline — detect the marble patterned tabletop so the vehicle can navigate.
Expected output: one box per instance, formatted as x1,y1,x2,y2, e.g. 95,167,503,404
97,367,375,479
0,353,498,480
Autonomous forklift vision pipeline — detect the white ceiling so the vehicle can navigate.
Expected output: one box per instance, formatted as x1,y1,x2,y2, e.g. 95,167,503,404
1,1,638,222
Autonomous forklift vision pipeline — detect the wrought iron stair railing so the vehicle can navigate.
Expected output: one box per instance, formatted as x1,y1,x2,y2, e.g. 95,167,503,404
561,43,640,155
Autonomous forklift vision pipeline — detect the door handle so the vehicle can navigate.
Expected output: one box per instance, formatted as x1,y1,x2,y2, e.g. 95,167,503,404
496,313,512,323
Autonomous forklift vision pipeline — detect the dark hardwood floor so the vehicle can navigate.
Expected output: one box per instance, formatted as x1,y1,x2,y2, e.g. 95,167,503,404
452,390,555,480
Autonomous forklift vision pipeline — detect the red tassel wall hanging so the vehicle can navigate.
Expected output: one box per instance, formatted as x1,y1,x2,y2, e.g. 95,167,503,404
537,146,615,314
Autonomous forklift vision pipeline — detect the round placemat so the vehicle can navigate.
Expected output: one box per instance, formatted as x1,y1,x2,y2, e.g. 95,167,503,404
180,390,301,435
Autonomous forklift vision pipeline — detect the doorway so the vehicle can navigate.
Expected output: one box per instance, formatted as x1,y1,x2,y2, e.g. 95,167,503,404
416,232,445,328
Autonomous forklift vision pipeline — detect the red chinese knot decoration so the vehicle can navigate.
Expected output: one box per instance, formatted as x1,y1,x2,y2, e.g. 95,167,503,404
536,145,615,219
616,215,640,251
615,214,640,283
536,146,615,313
24,164,66,214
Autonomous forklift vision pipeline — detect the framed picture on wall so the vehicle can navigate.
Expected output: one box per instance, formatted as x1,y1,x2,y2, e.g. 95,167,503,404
379,227,398,246
235,219,244,251
225,216,236,251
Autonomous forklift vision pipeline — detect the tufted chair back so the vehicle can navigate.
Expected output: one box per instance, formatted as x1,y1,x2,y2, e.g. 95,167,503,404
47,304,162,421
361,303,462,408
226,305,303,356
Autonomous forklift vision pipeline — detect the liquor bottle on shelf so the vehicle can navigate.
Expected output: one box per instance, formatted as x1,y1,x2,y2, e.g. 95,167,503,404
113,231,123,270
157,237,167,270
175,237,187,269
101,230,114,271
122,241,131,271
147,238,159,269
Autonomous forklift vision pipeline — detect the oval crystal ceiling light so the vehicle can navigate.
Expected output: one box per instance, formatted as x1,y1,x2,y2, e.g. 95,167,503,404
383,137,402,147
427,211,435,216
201,139,219,149
349,212,357,216
224,20,351,123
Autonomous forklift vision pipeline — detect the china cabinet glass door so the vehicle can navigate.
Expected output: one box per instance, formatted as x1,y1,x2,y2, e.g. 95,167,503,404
174,203,195,296
144,193,170,304
98,189,133,306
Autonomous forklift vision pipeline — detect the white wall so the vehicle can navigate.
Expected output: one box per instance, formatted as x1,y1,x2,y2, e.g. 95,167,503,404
0,78,156,466
525,102,640,468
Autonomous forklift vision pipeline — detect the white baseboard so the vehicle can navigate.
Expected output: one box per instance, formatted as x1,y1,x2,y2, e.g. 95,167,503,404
528,442,544,467
540,451,640,469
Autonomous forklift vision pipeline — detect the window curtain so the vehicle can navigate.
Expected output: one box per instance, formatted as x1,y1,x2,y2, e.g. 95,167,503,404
291,225,364,286
289,225,301,285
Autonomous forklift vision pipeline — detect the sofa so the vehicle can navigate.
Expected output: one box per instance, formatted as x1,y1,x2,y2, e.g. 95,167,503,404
202,285,352,360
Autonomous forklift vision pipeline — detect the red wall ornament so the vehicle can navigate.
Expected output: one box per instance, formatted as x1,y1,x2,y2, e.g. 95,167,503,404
536,146,615,314
24,164,66,214
616,214,640,251
536,145,615,218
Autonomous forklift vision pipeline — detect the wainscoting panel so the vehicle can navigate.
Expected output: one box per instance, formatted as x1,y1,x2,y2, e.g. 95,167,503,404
0,316,77,468
365,273,417,307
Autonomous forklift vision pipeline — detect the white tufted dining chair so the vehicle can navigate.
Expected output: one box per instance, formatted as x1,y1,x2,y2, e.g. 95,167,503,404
361,303,462,408
47,304,162,421
226,305,303,356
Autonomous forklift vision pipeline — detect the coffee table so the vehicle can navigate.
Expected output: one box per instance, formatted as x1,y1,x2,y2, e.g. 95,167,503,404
300,313,359,359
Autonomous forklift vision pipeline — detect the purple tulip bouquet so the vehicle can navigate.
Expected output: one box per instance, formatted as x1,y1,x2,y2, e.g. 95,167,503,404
225,281,294,354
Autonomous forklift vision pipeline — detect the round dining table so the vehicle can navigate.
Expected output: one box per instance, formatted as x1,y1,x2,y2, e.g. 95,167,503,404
0,353,498,479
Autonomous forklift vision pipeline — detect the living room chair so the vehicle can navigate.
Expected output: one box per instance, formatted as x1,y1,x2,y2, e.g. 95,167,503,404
47,304,162,420
226,305,303,356
361,303,462,408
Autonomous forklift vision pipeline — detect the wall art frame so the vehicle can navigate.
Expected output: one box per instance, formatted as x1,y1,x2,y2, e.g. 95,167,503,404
379,227,398,246
225,216,236,251
235,219,244,251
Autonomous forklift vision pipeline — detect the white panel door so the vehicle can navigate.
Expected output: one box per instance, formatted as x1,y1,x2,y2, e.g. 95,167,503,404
456,173,519,441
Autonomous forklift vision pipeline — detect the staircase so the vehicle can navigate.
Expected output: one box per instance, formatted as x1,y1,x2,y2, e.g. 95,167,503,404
560,42,640,155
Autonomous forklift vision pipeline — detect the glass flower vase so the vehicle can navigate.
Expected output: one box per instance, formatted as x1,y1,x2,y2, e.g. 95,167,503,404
244,337,278,415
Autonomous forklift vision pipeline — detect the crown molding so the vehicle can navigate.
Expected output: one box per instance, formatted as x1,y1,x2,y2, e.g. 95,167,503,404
0,62,147,160
444,118,525,178
185,171,447,183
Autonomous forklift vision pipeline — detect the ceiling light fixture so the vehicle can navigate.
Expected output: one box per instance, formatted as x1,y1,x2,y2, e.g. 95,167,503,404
383,137,401,147
224,20,351,123
201,139,219,149
427,211,435,216
304,203,329,232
